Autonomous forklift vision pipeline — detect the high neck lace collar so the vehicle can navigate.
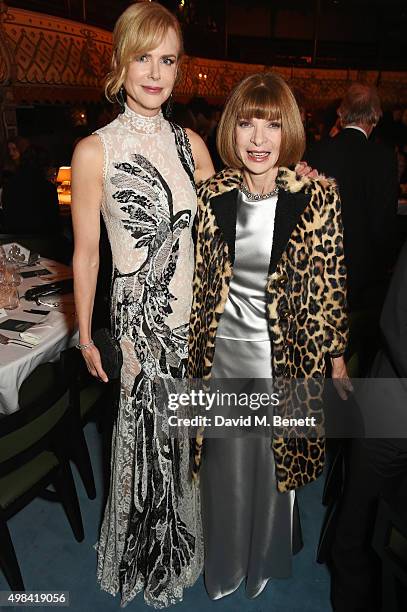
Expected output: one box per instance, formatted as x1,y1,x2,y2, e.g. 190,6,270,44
119,104,163,134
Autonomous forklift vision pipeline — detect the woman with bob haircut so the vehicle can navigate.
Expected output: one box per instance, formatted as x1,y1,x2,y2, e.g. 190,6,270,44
71,2,213,608
188,72,350,600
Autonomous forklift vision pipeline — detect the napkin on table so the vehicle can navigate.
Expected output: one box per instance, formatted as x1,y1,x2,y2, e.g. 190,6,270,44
19,311,66,346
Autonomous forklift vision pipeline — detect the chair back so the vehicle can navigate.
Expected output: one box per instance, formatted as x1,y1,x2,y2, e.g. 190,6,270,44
0,348,78,477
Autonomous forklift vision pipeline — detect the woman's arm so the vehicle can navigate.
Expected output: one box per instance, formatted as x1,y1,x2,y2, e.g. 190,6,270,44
71,135,108,382
186,128,215,183
319,182,348,355
318,182,352,398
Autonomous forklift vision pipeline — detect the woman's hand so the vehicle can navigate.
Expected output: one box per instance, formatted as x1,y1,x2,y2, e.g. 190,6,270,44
80,343,109,383
295,160,319,179
331,355,353,400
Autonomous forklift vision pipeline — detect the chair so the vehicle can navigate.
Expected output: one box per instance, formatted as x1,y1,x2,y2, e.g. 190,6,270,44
18,350,97,501
75,356,120,506
0,350,86,590
76,358,120,426
76,360,109,427
372,492,407,612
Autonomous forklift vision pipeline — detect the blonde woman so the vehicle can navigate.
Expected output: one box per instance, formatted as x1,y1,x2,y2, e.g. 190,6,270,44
71,2,213,607
188,73,350,600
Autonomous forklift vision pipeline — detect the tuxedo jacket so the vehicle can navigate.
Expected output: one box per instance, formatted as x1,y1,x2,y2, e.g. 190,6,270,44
306,128,398,308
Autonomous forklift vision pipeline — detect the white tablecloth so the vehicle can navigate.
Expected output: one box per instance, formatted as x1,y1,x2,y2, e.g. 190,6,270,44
0,259,78,415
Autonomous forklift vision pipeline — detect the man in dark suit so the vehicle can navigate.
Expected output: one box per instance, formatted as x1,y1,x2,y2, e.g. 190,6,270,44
329,240,407,612
307,84,402,610
306,83,399,313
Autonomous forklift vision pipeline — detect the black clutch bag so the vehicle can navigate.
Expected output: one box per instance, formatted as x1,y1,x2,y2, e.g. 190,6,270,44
24,279,74,301
93,328,123,381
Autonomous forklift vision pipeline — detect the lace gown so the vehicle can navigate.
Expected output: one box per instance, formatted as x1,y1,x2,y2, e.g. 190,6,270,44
94,105,203,608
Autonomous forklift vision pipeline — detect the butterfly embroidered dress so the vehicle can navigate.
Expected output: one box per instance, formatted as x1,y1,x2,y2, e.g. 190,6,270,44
94,105,202,608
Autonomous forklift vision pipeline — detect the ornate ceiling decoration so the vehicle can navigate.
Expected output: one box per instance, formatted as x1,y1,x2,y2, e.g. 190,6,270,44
1,5,406,108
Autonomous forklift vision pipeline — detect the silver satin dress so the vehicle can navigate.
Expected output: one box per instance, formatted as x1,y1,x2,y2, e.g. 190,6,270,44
201,191,302,600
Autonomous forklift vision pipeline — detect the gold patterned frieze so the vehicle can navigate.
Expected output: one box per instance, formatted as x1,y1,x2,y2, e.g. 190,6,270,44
1,6,111,99
0,6,406,108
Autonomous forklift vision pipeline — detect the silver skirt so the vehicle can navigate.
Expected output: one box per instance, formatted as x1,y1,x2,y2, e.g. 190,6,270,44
201,337,302,600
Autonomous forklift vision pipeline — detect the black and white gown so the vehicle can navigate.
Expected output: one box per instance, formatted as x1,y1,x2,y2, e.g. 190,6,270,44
94,105,203,608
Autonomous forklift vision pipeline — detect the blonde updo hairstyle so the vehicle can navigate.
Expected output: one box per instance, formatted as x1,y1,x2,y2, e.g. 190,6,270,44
105,2,183,103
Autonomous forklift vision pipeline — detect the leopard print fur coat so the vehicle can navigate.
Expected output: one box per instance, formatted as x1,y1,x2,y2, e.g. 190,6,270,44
187,166,348,492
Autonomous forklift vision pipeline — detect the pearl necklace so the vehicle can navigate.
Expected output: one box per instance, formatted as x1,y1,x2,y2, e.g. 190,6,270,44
240,183,279,201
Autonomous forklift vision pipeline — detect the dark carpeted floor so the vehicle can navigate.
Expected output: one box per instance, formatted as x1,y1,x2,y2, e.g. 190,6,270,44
0,422,332,611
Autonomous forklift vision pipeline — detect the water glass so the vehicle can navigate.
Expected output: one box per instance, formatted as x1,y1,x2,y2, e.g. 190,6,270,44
4,286,19,310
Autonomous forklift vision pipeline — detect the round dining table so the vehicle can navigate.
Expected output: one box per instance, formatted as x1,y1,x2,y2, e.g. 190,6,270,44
0,258,78,415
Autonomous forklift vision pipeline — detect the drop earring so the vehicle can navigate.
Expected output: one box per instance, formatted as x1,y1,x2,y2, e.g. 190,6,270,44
115,85,126,110
165,93,173,120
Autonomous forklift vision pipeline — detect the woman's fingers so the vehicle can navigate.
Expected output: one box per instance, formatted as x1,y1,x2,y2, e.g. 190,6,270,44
332,375,354,401
333,378,346,400
331,355,353,400
295,161,320,179
295,161,312,177
82,345,109,383
295,161,307,175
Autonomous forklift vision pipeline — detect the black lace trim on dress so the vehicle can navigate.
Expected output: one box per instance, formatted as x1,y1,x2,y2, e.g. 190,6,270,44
169,122,196,191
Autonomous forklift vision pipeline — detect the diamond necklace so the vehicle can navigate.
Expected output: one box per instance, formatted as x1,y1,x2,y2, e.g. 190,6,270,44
240,183,279,201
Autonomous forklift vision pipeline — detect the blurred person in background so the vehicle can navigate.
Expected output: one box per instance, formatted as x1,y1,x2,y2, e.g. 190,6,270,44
170,101,197,130
189,96,215,141
189,96,223,171
4,137,30,175
329,238,407,612
306,83,399,373
0,137,31,209
2,143,60,235
307,83,401,612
